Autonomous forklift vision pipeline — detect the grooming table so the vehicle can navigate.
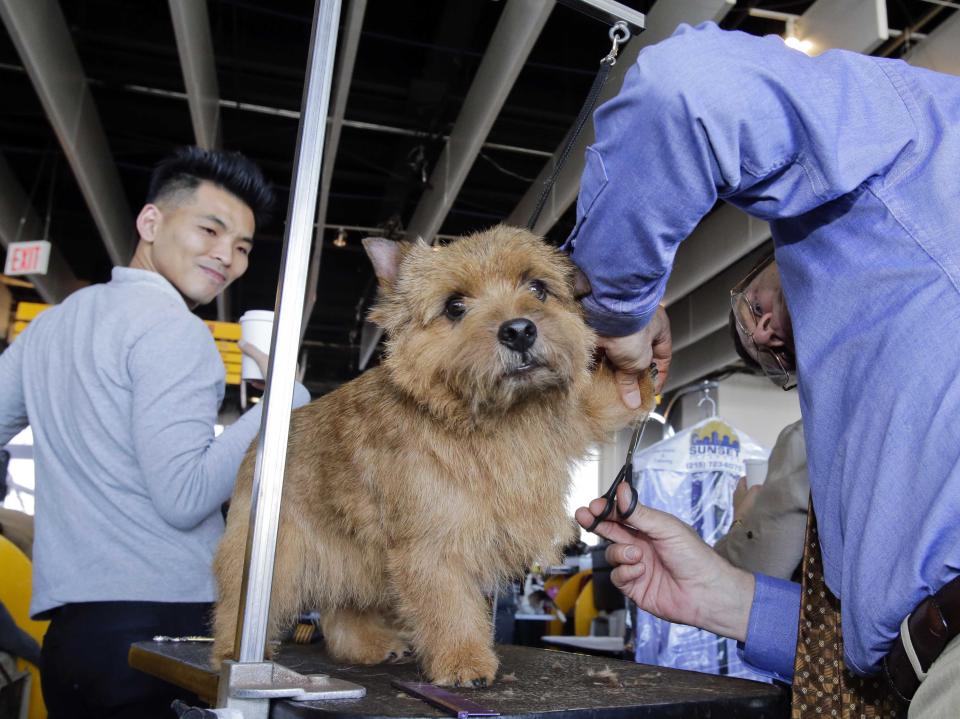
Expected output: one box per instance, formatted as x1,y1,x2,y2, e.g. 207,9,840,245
130,641,788,718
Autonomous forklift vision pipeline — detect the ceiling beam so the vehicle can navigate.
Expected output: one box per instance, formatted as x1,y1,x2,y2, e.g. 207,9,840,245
404,0,555,246
168,0,230,321
302,0,368,345
662,206,770,307
557,0,646,34
169,0,221,150
666,249,764,354
358,0,556,369
905,7,960,74
0,0,134,267
663,325,736,393
0,154,83,303
505,0,736,234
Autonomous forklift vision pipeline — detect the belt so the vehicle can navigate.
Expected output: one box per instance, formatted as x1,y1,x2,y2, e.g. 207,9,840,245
883,574,960,702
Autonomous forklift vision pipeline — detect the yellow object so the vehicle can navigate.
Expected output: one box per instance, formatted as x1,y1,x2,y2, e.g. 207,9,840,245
542,575,566,598
547,569,591,635
204,320,242,341
13,302,48,322
0,534,48,719
574,578,598,637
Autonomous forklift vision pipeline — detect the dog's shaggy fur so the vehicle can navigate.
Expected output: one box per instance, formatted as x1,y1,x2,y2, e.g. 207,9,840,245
211,225,654,686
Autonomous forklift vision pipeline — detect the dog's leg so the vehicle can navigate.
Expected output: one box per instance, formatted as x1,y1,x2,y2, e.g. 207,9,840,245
211,493,250,667
390,552,498,687
211,506,310,667
320,607,412,664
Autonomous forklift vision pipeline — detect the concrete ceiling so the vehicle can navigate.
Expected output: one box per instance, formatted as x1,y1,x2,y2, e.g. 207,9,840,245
0,0,954,399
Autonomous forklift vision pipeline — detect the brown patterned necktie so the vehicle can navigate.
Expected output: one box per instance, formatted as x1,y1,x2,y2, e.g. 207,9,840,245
791,501,903,718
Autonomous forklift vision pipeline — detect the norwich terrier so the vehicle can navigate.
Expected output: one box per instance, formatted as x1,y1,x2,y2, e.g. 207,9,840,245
211,225,654,686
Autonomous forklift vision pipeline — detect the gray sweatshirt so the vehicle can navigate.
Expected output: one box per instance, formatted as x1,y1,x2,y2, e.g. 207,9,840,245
0,268,309,617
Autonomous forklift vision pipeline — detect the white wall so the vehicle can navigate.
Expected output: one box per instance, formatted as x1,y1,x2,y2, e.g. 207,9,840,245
716,373,801,449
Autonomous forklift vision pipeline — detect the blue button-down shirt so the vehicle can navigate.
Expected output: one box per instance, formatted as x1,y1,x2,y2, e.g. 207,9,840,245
566,22,960,677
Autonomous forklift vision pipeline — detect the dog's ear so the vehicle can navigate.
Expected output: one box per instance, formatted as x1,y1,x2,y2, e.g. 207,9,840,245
573,268,591,299
362,237,403,289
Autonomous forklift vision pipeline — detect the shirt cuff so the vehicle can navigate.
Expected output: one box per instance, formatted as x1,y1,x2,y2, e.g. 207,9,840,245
580,295,657,337
741,573,801,682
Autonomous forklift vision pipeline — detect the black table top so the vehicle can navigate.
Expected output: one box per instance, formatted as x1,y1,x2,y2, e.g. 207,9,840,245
130,640,788,718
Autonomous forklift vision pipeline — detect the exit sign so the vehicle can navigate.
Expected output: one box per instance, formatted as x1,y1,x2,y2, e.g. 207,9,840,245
4,241,51,276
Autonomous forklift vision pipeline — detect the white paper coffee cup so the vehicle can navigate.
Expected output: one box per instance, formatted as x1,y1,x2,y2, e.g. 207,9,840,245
744,458,769,488
239,310,274,381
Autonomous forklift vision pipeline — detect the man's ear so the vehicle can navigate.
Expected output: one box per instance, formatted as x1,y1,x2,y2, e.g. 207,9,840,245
362,237,403,288
573,268,592,298
136,204,163,244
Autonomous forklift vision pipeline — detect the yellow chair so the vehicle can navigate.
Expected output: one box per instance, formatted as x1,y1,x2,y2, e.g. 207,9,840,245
0,534,47,719
547,569,591,635
573,578,599,637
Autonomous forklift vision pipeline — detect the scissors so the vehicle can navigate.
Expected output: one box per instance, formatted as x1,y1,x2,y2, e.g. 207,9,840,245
586,363,657,534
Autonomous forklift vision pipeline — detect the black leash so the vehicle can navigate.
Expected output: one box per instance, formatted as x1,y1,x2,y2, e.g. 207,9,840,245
526,21,631,231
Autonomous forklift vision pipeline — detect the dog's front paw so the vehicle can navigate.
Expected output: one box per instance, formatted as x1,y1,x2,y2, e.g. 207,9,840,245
427,644,498,688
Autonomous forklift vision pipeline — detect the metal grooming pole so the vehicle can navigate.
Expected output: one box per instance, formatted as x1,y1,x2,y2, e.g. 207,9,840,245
219,1,644,716
217,0,365,715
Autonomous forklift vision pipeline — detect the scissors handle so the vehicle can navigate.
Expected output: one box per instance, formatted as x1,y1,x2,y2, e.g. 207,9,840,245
585,457,640,533
621,478,639,519
585,478,638,533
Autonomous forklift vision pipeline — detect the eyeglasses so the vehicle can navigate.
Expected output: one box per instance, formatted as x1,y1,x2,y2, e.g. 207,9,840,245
729,255,797,391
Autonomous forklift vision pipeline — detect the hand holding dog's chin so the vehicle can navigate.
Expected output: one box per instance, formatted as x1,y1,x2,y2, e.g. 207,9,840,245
575,486,754,643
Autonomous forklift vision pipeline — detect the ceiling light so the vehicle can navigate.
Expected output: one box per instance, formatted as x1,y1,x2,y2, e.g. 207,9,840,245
784,35,815,54
784,19,815,55
332,228,347,248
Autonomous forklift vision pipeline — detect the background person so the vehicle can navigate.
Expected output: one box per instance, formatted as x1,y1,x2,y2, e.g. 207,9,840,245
0,146,310,719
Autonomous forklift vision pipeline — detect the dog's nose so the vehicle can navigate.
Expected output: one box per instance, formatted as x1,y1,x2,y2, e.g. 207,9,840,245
498,318,537,352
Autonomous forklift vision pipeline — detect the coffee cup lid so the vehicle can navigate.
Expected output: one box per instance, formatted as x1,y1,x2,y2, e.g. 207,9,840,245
239,310,275,322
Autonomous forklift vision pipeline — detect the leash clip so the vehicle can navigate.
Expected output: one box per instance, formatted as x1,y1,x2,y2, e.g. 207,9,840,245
603,21,631,66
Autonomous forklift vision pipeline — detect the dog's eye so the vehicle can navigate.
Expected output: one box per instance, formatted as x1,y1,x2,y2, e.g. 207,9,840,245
528,280,547,302
444,295,467,321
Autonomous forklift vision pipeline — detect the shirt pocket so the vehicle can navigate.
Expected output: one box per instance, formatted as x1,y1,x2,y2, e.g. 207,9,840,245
565,146,609,249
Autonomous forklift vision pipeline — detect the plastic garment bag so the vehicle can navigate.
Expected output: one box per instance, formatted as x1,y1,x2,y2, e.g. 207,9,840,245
631,417,770,681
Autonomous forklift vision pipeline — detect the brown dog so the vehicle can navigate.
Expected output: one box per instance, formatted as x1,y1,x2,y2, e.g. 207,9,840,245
211,225,653,686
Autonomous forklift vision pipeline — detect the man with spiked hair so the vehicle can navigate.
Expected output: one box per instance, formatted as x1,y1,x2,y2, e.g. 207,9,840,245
0,146,310,718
